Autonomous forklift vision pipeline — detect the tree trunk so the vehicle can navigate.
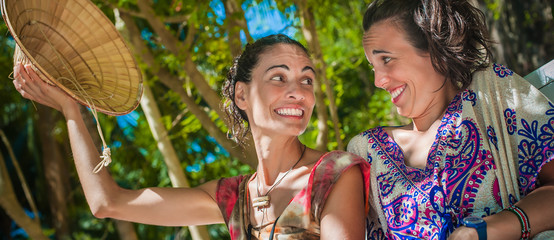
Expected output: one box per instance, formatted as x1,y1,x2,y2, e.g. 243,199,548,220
224,0,244,57
140,83,212,240
119,11,257,167
115,220,139,240
223,0,253,56
136,0,226,120
0,130,39,224
475,0,552,75
295,0,343,150
36,106,71,240
134,0,253,166
0,138,48,240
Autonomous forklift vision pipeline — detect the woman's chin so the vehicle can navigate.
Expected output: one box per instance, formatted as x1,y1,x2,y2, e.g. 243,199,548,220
396,108,411,119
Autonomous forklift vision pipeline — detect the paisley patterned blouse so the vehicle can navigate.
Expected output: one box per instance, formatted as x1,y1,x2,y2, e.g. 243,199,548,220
348,64,554,239
215,151,370,240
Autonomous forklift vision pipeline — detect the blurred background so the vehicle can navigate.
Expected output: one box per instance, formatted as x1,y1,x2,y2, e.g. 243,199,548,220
0,0,552,239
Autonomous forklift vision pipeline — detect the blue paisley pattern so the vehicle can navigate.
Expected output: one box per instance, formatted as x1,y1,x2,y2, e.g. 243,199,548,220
462,90,477,106
504,108,517,135
350,64,554,239
493,62,513,77
487,126,498,150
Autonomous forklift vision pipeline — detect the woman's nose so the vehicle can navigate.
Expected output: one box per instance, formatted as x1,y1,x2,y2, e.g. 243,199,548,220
286,82,306,100
373,69,389,89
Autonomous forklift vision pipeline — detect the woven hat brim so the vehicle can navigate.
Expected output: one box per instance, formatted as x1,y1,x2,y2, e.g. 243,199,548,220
2,0,143,116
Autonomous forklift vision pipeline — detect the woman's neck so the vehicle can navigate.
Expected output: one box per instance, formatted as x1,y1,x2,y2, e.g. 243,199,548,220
411,83,460,132
252,133,304,186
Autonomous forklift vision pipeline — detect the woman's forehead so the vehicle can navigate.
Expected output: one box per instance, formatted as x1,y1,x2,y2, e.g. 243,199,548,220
364,21,404,43
363,21,413,55
257,44,313,68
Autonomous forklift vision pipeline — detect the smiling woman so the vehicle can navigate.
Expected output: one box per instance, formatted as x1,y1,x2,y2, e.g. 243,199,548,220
348,0,554,239
12,33,370,240
217,35,369,239
235,44,316,137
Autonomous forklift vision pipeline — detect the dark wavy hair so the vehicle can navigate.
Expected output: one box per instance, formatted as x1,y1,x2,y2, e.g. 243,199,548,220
363,0,493,89
221,34,309,145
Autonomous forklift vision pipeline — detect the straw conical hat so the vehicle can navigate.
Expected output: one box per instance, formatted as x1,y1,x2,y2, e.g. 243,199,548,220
1,0,143,116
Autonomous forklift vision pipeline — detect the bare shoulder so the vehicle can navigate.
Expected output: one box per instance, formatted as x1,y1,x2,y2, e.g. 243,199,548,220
320,164,365,239
196,179,221,201
383,124,412,136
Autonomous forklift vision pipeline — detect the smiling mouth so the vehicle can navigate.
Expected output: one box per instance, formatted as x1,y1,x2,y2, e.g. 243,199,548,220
275,108,303,117
390,85,406,100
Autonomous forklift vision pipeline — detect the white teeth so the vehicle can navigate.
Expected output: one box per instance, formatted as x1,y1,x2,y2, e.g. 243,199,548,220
390,86,406,99
276,108,303,116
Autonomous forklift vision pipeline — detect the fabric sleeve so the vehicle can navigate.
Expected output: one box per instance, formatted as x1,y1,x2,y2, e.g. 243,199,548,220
347,130,373,164
216,175,247,225
470,63,554,199
309,151,371,224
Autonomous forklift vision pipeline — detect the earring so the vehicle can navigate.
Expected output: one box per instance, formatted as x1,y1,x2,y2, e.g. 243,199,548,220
456,80,463,88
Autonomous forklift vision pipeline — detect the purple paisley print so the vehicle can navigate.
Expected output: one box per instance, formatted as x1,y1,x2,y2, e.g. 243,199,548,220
384,195,418,231
355,64,554,240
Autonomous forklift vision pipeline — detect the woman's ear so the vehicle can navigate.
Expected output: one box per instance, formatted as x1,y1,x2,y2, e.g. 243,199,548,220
235,82,248,110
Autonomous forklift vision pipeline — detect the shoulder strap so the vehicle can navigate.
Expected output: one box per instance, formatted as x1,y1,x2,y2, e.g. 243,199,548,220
216,175,249,224
308,151,370,223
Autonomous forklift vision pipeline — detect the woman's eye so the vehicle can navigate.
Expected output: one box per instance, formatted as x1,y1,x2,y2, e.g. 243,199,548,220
383,57,391,64
301,78,313,85
271,76,283,81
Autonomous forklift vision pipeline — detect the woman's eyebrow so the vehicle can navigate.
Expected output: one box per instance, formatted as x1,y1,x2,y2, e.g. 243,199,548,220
266,64,289,72
303,66,316,74
265,65,315,75
372,49,391,55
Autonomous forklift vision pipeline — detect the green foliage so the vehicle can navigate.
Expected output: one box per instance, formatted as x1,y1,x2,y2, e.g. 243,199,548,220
1,0,550,239
484,0,502,20
0,18,53,239
278,0,407,144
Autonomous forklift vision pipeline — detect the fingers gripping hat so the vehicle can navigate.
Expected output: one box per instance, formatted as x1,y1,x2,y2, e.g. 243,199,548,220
1,0,143,115
1,0,144,172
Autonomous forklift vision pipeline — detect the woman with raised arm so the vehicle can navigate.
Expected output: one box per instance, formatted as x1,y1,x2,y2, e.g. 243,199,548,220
347,0,554,239
14,34,369,240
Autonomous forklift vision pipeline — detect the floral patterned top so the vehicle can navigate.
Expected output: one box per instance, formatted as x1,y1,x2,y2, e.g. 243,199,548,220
216,151,370,240
348,64,554,239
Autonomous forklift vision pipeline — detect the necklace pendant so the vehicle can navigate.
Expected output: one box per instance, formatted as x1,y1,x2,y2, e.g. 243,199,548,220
252,195,270,210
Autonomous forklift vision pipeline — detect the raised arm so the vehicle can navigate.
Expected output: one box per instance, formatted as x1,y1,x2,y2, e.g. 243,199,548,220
13,63,224,226
320,165,366,240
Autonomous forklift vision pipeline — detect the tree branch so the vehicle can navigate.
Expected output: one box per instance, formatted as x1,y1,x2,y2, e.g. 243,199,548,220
121,11,257,167
294,0,333,151
135,0,227,123
0,132,48,240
